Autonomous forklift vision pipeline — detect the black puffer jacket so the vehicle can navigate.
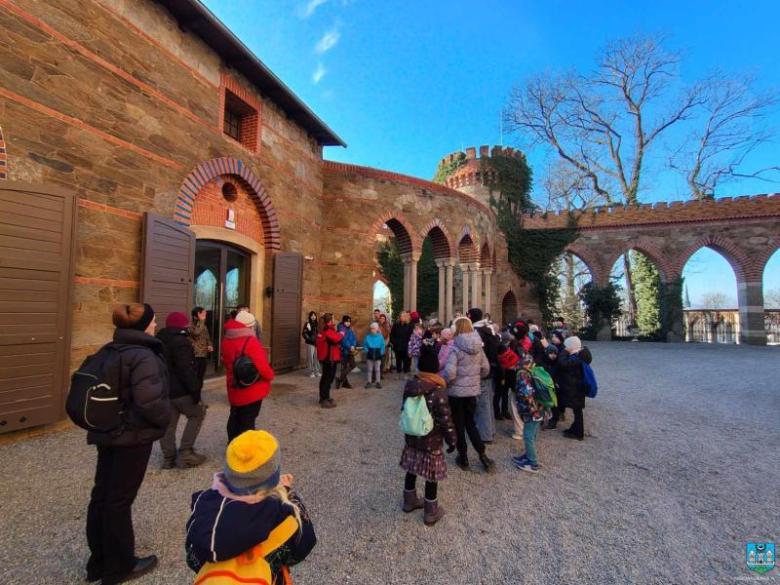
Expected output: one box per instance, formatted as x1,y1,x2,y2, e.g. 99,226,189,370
556,347,593,410
157,327,202,401
87,328,171,447
402,374,456,452
389,322,413,352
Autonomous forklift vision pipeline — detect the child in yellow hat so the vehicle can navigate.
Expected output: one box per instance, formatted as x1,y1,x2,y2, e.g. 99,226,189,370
185,430,316,583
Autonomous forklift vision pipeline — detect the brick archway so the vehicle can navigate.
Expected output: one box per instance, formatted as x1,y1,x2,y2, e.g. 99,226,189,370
457,230,479,264
419,219,454,260
480,242,492,268
605,238,676,283
675,234,751,283
366,211,420,256
564,244,604,286
174,157,280,250
755,239,780,281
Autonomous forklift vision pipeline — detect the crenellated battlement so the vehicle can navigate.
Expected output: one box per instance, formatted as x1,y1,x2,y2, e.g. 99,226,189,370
522,193,780,230
438,145,526,194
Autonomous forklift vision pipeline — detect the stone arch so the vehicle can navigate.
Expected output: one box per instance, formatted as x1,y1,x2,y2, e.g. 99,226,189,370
366,211,420,256
605,238,675,283
564,243,603,286
756,239,780,281
457,232,479,264
174,157,280,250
675,234,751,283
501,289,519,324
419,219,454,260
0,124,7,179
480,242,492,268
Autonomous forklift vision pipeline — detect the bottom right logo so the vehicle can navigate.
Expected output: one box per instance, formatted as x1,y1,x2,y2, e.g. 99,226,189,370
746,542,775,574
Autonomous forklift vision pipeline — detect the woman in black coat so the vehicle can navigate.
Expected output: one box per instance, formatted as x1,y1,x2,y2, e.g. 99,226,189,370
552,335,592,440
389,311,414,377
86,303,171,585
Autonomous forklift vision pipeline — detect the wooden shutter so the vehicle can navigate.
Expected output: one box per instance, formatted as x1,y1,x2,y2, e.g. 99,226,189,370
0,181,76,432
271,253,303,371
141,213,195,327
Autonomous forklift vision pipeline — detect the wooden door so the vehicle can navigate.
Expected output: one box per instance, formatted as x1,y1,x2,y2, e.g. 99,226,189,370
141,213,195,327
0,181,76,432
271,253,303,371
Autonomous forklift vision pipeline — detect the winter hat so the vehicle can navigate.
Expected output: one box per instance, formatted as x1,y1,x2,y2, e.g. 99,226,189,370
498,346,520,370
545,343,559,355
467,307,483,323
410,311,420,322
529,324,540,333
235,311,257,328
224,430,281,495
113,303,155,332
564,335,582,354
341,314,351,324
509,321,529,340
165,311,189,329
500,331,511,344
428,318,438,328
441,328,454,341
418,339,440,373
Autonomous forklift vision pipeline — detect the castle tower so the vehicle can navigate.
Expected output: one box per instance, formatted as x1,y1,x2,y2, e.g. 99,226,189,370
434,145,527,209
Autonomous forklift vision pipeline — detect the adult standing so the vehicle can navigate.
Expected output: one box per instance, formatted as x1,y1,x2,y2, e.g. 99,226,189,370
237,304,262,341
467,308,499,443
302,311,320,378
157,312,207,469
442,317,495,473
389,311,413,379
553,336,592,440
85,303,171,585
316,313,344,408
188,307,213,384
377,313,392,374
221,313,275,441
335,315,358,389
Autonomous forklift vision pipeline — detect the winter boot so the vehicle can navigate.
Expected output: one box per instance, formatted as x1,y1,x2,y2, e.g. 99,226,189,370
177,449,207,468
402,489,424,513
455,454,470,470
479,452,496,474
342,380,353,389
161,456,176,470
423,499,445,526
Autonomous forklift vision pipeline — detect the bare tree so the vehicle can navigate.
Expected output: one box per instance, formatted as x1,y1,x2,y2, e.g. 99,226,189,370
698,292,734,310
670,72,780,199
765,288,780,309
542,160,606,211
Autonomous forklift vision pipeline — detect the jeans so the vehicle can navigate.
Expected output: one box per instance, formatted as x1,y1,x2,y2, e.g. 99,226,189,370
160,395,206,459
86,443,153,583
366,359,381,383
338,353,356,385
306,345,320,376
411,356,419,374
474,378,495,442
510,396,524,437
319,360,337,401
394,349,411,373
448,396,485,458
522,420,542,466
226,399,263,442
493,372,509,417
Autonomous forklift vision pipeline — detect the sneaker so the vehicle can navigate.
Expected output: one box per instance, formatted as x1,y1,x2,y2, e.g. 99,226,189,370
161,457,176,470
365,382,373,389
511,454,528,465
511,434,523,441
514,460,539,473
375,382,382,389
320,399,337,408
309,373,316,378
455,455,470,470
177,450,207,468
342,381,353,389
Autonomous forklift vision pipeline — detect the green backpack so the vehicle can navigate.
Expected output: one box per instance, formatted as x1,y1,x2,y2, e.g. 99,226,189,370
529,365,557,408
399,395,434,437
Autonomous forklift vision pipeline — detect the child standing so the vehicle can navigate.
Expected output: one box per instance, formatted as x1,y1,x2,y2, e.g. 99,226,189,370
512,353,548,473
186,430,316,583
407,323,424,375
400,340,456,526
498,344,523,440
363,322,386,389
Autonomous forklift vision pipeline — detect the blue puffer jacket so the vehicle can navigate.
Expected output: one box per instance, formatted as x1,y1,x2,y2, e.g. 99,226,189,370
337,323,358,356
362,332,386,360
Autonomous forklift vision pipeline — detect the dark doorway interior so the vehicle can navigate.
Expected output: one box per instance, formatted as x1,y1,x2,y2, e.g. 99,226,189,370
194,240,250,376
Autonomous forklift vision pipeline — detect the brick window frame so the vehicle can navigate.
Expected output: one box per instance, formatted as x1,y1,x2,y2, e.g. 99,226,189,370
220,74,262,153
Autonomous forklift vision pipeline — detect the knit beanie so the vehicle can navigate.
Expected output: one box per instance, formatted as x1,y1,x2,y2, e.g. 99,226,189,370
223,430,281,495
418,340,439,373
341,314,351,324
564,336,582,354
467,307,483,323
545,344,559,355
235,311,257,328
165,311,189,329
441,328,454,341
498,346,520,370
410,311,420,322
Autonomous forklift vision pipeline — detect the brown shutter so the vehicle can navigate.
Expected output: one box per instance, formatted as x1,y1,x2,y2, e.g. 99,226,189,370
141,213,195,327
271,252,303,371
0,181,76,432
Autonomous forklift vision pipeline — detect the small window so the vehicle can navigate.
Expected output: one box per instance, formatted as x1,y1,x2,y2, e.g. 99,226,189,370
223,89,259,151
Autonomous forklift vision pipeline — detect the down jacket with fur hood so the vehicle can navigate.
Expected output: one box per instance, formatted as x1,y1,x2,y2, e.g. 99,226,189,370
442,332,490,398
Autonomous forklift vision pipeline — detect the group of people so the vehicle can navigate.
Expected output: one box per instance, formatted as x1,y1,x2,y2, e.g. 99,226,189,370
396,309,594,525
82,302,288,584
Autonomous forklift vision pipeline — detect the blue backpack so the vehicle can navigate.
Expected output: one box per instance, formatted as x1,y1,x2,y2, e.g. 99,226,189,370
581,362,598,398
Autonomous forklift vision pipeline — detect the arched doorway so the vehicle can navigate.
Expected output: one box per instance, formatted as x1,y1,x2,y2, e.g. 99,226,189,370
502,290,518,325
194,240,252,374
682,247,739,343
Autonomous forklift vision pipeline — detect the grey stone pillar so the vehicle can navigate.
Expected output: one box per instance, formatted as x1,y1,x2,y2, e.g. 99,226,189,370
436,261,446,322
460,264,470,315
402,260,411,311
409,255,419,313
470,263,481,311
738,280,767,345
483,269,493,318
445,262,455,324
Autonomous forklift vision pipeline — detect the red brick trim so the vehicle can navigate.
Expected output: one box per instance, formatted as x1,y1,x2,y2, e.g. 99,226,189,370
754,239,780,282
323,161,496,220
0,124,6,180
75,276,140,288
480,242,493,268
675,234,750,282
564,243,605,287
174,157,281,250
418,219,454,260
78,198,143,220
366,211,420,255
220,73,262,153
456,228,480,264
603,237,676,283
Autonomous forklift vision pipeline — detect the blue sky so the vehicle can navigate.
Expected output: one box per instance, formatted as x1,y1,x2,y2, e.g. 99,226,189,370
203,0,779,304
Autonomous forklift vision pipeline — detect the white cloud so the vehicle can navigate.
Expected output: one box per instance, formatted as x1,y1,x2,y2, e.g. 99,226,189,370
300,0,328,18
315,28,340,54
313,63,326,84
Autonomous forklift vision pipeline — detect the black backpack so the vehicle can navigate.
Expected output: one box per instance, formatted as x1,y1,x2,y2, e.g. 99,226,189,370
66,343,132,435
232,338,260,388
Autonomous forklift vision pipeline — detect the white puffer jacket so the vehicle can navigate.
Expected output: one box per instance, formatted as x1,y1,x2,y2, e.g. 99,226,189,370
442,332,490,398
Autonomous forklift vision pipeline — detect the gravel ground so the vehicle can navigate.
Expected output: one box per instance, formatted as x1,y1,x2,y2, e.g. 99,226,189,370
0,342,778,585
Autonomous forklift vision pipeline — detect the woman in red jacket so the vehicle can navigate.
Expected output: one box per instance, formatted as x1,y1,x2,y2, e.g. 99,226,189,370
315,313,343,408
221,314,275,441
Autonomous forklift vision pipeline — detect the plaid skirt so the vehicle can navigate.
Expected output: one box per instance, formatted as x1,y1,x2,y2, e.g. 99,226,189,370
399,446,448,482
